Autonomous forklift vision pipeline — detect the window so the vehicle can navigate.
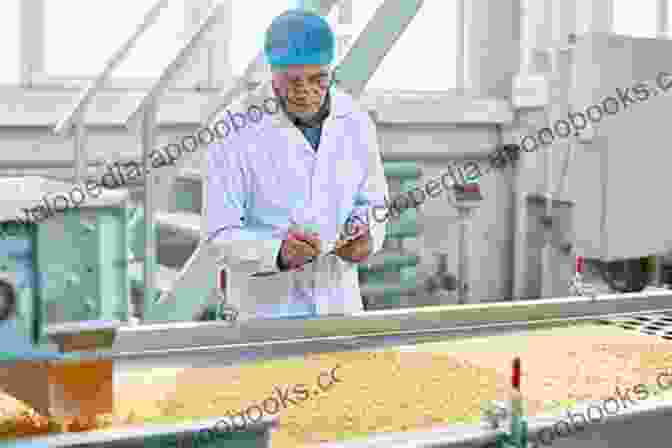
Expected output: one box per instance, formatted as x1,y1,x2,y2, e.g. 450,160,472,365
229,0,459,91
43,0,186,79
336,0,459,91
0,0,20,84
613,0,658,38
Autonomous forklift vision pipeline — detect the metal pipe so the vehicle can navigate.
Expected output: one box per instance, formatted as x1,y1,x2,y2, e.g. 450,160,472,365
456,0,465,91
512,0,540,301
512,190,527,301
19,0,45,87
72,118,87,184
124,3,225,129
53,0,170,136
338,0,352,24
110,292,672,357
519,0,543,74
540,48,558,299
207,44,215,89
553,47,575,199
658,0,669,37
142,101,158,321
457,207,471,304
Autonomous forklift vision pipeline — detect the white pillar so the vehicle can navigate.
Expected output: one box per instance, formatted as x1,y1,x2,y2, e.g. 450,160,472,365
208,1,234,89
575,0,613,35
551,0,576,45
336,0,353,61
464,0,521,98
180,0,232,89
455,0,465,90
658,0,669,37
519,0,556,74
19,0,45,86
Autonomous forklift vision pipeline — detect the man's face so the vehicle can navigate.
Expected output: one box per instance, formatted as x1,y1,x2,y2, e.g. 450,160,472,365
273,64,331,115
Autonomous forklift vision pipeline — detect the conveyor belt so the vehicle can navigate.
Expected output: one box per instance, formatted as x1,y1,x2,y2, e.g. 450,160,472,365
10,303,672,447
109,308,672,369
20,292,670,368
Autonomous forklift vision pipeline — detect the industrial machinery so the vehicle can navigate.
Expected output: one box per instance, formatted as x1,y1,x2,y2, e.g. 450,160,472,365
5,1,672,446
3,0,670,359
511,30,672,297
0,1,430,442
0,176,129,346
564,33,672,293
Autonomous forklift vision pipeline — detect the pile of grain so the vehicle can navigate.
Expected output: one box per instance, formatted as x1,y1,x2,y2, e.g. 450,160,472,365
2,325,671,447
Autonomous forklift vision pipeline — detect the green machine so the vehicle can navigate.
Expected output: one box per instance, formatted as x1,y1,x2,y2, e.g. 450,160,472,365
358,161,422,310
0,176,129,346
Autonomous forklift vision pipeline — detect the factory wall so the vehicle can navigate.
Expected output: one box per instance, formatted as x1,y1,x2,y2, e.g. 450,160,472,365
374,121,515,304
0,90,520,305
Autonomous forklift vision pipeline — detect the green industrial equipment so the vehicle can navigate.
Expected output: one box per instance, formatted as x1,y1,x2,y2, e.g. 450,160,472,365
0,177,129,346
0,0,430,328
358,161,422,310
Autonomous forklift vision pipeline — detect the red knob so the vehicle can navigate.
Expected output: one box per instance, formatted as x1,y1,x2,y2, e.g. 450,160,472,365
576,256,584,274
218,268,227,293
512,357,521,390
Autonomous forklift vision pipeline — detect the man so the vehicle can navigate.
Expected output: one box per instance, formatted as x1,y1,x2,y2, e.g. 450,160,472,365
205,9,389,319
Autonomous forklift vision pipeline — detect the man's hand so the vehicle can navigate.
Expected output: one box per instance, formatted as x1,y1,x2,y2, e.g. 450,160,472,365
334,235,372,263
334,221,372,263
278,230,322,270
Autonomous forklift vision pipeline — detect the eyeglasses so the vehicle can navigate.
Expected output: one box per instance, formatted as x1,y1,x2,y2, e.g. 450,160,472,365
284,70,336,90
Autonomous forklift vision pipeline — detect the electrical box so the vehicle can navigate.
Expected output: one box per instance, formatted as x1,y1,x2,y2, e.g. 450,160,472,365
0,176,129,345
568,33,672,261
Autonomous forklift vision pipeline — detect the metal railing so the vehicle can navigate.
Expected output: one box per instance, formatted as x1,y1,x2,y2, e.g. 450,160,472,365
124,4,225,129
52,0,170,182
49,0,349,323
124,0,343,318
120,2,225,314
658,0,669,37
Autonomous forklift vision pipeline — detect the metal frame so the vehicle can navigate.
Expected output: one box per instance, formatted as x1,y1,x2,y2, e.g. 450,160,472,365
8,415,278,448
658,0,670,37
141,101,159,315
123,3,225,129
20,0,174,90
19,0,44,87
46,0,225,323
119,3,227,319
48,0,170,187
108,290,672,355
42,0,477,327
52,0,170,137
455,0,465,91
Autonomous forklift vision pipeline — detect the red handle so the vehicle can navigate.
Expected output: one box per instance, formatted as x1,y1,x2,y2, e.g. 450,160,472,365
218,268,227,292
512,357,521,390
576,256,584,274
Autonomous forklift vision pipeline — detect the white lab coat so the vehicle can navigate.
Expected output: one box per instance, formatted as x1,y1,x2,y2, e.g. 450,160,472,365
205,81,388,319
